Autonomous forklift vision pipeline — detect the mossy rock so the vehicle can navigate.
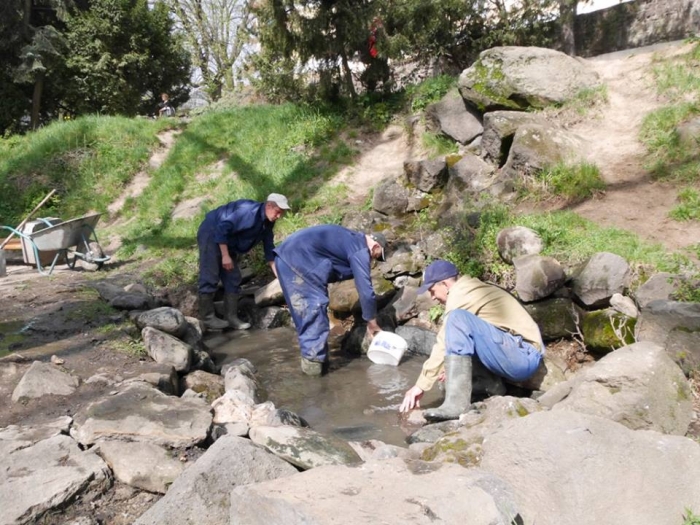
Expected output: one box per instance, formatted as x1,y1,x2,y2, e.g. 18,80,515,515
581,308,636,355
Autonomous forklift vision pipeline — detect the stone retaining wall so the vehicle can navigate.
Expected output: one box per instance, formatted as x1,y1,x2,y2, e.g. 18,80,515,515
575,0,700,57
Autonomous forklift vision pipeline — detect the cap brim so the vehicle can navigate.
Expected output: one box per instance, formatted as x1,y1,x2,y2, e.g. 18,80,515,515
417,281,433,295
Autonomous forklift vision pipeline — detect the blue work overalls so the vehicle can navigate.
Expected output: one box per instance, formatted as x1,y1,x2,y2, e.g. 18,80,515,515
274,225,377,362
197,200,275,294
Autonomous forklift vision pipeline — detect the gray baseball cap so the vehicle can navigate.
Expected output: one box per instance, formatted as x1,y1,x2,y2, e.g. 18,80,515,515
267,193,291,210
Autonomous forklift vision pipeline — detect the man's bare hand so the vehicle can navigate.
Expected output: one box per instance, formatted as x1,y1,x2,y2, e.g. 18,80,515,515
222,254,234,271
399,386,424,413
366,319,381,338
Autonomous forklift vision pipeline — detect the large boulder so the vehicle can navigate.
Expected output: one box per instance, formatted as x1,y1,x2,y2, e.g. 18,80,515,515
372,177,427,215
570,252,631,308
71,382,212,447
248,425,362,470
230,458,521,524
141,326,192,373
500,122,585,180
329,275,395,314
445,154,499,196
513,254,566,302
524,297,579,341
11,361,80,402
1,435,111,525
134,436,297,525
635,300,700,373
544,342,692,435
580,308,636,354
134,307,188,337
94,440,184,494
633,272,679,308
425,88,483,144
479,410,700,525
403,158,447,193
481,111,546,164
458,46,601,112
496,226,544,264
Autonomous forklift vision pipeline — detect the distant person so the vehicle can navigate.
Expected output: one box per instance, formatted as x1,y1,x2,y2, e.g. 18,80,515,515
273,225,387,376
157,93,175,118
399,260,544,421
197,194,290,331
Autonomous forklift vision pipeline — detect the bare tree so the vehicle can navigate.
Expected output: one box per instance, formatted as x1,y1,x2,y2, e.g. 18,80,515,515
167,0,254,100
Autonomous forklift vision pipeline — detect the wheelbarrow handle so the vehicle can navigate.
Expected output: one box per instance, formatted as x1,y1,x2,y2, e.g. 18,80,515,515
0,189,56,249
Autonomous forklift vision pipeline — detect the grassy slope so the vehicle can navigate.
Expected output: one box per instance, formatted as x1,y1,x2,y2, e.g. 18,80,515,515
1,57,698,293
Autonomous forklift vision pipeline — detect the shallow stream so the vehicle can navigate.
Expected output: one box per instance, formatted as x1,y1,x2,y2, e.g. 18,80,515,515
211,327,442,447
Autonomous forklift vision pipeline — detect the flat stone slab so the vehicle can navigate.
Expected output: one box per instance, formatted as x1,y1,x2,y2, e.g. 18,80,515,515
230,458,520,524
72,383,212,447
249,425,362,470
12,361,79,402
95,439,185,494
0,435,110,525
134,435,297,525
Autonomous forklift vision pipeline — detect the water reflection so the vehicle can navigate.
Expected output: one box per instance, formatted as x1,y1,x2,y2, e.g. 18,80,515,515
211,327,441,446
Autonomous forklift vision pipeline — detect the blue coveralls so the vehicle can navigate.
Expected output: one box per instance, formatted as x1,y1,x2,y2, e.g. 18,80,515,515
274,225,377,363
197,200,276,294
444,310,542,382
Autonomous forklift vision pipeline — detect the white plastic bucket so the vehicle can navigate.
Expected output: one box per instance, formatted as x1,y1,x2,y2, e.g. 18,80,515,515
367,331,408,366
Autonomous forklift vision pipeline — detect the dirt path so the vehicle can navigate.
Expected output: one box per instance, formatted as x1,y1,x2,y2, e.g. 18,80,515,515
569,41,700,257
334,41,699,257
333,123,427,204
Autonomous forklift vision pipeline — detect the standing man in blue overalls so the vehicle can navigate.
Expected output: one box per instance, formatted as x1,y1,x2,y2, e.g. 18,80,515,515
197,194,290,331
274,225,388,376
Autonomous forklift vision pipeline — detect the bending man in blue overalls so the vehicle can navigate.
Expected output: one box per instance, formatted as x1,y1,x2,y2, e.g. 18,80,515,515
197,194,290,331
399,260,544,421
274,225,387,376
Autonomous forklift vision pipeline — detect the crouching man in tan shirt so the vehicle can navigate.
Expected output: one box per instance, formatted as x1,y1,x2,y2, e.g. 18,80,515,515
399,260,544,422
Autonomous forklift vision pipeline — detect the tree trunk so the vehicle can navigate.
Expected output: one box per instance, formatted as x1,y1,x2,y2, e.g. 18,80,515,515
560,0,577,56
23,0,32,32
340,51,356,99
31,72,44,130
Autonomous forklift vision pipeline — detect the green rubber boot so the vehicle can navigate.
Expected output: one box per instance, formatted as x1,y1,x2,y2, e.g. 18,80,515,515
472,358,506,399
424,355,473,422
300,357,324,377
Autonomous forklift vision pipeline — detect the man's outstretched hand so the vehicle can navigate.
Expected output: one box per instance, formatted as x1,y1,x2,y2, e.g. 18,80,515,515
399,386,424,413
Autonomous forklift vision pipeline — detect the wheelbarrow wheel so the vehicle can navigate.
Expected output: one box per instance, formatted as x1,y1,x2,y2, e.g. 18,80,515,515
78,242,105,272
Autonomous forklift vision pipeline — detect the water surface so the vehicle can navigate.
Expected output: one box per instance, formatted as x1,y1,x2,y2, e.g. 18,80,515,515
212,327,442,447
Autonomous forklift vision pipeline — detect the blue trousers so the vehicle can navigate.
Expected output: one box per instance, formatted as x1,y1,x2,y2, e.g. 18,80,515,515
197,224,242,294
275,257,330,362
444,310,542,382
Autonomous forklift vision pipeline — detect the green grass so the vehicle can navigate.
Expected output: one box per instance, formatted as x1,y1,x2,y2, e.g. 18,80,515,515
405,75,458,113
526,162,606,203
670,187,700,221
421,132,459,156
442,204,687,287
683,508,700,525
0,115,171,226
641,42,700,183
118,103,355,286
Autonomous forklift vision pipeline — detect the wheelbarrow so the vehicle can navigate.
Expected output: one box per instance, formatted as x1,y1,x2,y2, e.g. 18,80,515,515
0,213,110,276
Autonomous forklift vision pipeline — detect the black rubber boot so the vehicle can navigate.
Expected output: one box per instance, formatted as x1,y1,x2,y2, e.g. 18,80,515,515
198,293,229,331
424,355,473,422
224,293,251,330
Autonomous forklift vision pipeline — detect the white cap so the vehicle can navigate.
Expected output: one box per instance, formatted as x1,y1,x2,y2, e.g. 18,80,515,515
267,193,291,210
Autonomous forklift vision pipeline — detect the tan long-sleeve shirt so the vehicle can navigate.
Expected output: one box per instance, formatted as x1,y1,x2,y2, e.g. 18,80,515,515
415,276,544,392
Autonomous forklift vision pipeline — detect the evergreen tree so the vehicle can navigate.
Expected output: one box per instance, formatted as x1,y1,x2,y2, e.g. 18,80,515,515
63,0,191,116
